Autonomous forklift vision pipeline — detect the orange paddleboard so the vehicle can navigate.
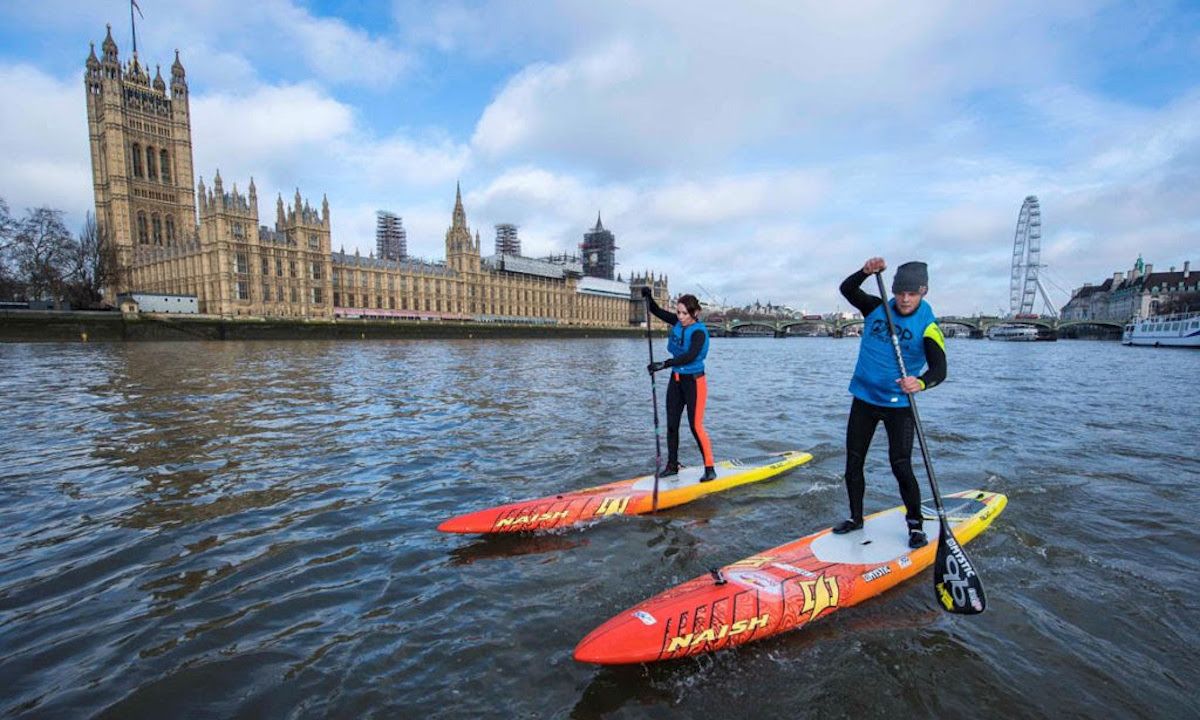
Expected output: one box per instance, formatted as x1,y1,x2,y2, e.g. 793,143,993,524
574,490,1006,664
436,451,812,534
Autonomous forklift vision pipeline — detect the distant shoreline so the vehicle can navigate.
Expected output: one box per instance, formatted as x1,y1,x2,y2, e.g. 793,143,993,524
0,310,658,342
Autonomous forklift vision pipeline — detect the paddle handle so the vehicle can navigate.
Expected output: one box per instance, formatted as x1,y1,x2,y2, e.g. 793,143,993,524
645,298,663,512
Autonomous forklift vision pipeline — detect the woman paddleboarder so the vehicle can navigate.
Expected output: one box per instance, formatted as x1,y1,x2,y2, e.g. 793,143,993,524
642,287,717,482
834,257,947,548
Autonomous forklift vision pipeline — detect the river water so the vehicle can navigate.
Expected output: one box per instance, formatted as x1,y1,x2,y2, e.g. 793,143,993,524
0,337,1196,719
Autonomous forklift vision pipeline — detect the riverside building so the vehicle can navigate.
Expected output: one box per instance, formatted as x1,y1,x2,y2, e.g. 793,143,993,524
84,25,667,326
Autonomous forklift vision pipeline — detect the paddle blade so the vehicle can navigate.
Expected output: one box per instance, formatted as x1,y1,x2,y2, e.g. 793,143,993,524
933,523,986,614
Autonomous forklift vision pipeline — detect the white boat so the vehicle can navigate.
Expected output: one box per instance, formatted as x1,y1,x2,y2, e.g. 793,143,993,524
1122,311,1200,348
986,324,1039,341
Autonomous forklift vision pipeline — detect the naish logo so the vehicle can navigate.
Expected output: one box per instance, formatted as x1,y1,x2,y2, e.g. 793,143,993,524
665,614,770,652
797,575,840,621
494,510,569,529
595,496,630,516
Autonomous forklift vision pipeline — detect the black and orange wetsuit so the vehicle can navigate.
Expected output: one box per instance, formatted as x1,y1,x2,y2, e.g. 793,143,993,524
646,297,715,473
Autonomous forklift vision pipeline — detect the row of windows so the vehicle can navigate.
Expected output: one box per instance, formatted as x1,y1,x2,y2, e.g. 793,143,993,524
1139,320,1199,332
136,211,176,245
130,142,171,183
236,252,323,281
329,292,623,319
130,119,170,138
236,281,323,305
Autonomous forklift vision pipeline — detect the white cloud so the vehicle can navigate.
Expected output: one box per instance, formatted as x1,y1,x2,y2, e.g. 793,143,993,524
645,172,826,227
470,1,1099,173
193,84,354,164
340,134,470,190
0,64,92,222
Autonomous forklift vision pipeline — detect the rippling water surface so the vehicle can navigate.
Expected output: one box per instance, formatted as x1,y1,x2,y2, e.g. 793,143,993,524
1,338,1197,719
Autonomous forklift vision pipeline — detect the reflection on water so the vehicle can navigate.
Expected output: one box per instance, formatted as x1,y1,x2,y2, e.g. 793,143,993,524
0,338,1197,718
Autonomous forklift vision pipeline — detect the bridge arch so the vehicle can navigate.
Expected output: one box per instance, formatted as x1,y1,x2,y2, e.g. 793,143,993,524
727,321,778,337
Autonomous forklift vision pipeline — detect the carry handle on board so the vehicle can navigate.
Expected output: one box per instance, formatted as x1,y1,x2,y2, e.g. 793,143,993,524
874,271,987,615
645,298,664,512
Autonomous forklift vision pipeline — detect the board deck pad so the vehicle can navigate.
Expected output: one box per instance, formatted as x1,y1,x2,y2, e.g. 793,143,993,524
436,450,813,534
573,490,1007,665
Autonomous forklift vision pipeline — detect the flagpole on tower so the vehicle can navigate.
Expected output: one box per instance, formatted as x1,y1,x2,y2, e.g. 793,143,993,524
130,0,143,56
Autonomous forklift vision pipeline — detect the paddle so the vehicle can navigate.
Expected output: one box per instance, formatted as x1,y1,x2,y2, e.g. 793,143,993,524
644,297,664,512
874,271,987,615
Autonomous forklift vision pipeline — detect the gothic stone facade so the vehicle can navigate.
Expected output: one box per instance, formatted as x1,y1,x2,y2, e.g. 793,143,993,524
85,27,665,326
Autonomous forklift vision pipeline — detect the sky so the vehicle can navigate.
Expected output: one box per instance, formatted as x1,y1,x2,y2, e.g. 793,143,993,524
0,0,1197,316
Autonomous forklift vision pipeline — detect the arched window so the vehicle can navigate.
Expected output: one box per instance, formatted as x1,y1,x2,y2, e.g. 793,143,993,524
152,214,163,244
165,215,176,244
136,211,149,244
159,149,170,183
146,146,157,180
131,143,143,178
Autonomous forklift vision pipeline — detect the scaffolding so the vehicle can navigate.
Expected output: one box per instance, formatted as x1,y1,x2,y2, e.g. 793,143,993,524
581,214,617,280
375,210,407,261
494,223,520,256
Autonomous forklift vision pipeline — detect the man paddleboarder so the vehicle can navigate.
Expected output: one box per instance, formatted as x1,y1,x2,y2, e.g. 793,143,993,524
833,258,947,548
642,287,717,482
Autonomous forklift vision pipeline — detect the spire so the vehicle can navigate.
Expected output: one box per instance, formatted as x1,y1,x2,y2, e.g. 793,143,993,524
594,211,604,231
87,43,99,68
153,64,165,91
248,177,257,197
294,187,302,210
170,49,187,93
451,182,467,228
102,24,118,61
276,194,286,226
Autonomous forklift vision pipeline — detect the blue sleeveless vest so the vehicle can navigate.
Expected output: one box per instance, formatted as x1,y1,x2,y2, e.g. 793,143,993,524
667,321,709,375
849,300,935,407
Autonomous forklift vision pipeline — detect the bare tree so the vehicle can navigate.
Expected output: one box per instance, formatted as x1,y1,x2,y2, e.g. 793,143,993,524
12,207,75,303
0,197,18,300
62,212,119,308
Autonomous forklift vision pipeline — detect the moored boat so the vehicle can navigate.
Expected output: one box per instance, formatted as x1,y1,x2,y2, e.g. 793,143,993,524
1122,311,1200,348
986,324,1039,341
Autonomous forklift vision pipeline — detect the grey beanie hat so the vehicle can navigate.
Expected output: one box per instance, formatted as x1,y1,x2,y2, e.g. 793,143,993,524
892,261,928,294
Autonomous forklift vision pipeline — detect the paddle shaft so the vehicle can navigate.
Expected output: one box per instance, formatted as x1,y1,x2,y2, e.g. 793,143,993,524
645,299,664,512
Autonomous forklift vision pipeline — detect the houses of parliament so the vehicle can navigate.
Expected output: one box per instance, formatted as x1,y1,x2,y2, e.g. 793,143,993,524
84,25,668,327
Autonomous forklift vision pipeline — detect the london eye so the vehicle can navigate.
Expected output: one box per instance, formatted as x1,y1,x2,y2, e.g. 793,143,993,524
1009,195,1058,317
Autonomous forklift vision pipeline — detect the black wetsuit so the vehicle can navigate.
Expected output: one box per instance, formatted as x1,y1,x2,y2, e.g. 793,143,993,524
840,270,947,527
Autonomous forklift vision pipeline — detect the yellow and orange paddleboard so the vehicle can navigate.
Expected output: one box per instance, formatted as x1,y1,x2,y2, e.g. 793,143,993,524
436,451,813,534
574,490,1007,664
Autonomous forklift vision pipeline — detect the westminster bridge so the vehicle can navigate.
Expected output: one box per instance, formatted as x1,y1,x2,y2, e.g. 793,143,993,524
715,315,1126,338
